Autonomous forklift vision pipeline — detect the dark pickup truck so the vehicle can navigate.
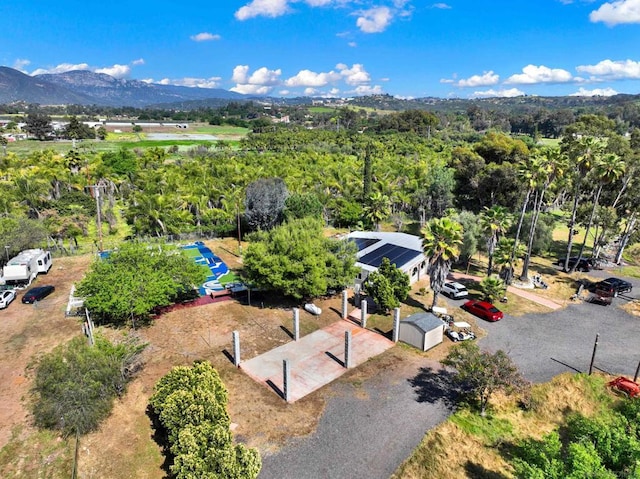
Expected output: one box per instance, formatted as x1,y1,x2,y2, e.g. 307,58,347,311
594,277,633,297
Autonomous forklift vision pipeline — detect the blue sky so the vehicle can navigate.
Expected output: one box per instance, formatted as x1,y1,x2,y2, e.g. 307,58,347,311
1,0,640,99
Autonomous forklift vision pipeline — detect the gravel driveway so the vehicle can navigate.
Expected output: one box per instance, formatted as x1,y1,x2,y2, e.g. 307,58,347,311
259,275,640,479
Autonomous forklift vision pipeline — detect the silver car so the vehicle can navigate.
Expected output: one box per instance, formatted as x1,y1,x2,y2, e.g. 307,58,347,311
441,281,469,299
0,289,16,309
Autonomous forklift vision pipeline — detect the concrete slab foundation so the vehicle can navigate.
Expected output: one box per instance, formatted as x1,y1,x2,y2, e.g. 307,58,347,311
240,320,394,402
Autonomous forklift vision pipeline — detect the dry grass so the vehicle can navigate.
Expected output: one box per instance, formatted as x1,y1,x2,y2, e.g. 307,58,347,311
393,373,614,479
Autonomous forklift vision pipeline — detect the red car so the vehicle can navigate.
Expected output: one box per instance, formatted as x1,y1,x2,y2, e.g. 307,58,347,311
608,377,640,398
461,299,503,322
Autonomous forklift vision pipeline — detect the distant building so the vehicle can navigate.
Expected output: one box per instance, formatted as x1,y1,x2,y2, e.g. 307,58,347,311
346,231,427,287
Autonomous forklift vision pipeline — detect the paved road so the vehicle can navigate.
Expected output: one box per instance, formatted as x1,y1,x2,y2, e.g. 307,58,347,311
259,359,454,479
259,274,640,479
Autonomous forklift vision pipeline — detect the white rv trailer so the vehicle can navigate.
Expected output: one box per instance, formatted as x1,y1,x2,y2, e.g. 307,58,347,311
2,249,52,286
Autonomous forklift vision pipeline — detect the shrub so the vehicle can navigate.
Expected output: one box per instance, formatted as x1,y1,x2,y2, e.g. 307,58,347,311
30,333,145,436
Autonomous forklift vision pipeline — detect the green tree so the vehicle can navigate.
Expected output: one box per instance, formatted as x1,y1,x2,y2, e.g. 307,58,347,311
364,191,391,231
24,112,54,140
96,125,107,140
31,333,145,436
443,342,527,416
365,257,410,313
479,205,513,276
62,116,96,140
479,275,507,303
421,217,464,310
284,192,323,220
150,362,261,479
76,242,208,328
243,217,358,300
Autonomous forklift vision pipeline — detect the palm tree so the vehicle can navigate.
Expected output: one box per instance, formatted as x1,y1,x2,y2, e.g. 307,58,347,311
421,217,464,310
494,237,526,285
479,206,513,276
364,191,391,231
574,153,625,265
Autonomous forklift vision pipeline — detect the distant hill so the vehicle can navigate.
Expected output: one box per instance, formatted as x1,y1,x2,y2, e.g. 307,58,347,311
0,67,245,107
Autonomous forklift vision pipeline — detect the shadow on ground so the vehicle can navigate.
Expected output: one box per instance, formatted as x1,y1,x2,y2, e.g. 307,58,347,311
408,365,459,409
464,461,510,479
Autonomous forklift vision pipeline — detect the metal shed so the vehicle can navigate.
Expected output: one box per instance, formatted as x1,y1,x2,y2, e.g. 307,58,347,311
399,312,445,351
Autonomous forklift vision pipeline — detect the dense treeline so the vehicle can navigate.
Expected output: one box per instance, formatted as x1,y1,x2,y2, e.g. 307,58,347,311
1,113,639,277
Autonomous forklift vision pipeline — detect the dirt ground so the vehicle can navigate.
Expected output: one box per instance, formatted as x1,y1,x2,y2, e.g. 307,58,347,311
0,240,482,478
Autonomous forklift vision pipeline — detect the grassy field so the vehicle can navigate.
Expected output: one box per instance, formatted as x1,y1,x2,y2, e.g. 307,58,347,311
392,373,617,479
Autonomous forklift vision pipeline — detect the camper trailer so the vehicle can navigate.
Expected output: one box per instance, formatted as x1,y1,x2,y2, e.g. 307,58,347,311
2,249,52,287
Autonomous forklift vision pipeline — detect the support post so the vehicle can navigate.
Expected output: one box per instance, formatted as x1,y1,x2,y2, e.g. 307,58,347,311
345,330,352,368
232,331,241,367
293,308,300,341
341,290,348,319
588,333,599,375
361,299,367,329
634,358,640,383
393,307,401,343
283,359,290,402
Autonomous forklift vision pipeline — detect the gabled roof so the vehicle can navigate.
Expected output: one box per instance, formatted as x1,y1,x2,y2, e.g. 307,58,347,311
400,312,445,333
347,231,425,273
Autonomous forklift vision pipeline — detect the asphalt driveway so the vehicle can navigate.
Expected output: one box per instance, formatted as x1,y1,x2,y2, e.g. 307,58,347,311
259,277,640,479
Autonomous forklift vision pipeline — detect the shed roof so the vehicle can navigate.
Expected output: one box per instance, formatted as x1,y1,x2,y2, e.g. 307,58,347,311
400,312,445,333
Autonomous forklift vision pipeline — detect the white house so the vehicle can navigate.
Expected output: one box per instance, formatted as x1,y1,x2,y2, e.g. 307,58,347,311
347,231,427,287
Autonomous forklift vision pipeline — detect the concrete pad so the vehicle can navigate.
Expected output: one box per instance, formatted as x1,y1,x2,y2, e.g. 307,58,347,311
240,321,395,402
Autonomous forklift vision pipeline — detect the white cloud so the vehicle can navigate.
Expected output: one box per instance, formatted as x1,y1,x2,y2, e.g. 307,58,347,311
279,89,291,95
95,64,131,79
570,87,619,96
356,7,393,33
353,84,384,95
590,0,640,26
156,77,222,88
232,65,250,84
348,41,357,47
505,64,573,84
576,59,640,79
190,32,221,42
456,70,499,87
304,87,318,95
230,84,273,95
231,65,281,94
247,66,282,85
471,88,525,98
235,0,290,20
12,59,30,72
337,63,371,85
439,78,455,84
431,3,452,8
31,63,90,75
30,60,143,79
285,69,341,87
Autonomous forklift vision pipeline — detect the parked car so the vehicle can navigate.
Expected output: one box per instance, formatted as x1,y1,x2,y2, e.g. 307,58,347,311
0,289,16,309
556,256,592,272
594,277,633,297
441,281,469,299
21,285,55,304
461,299,503,322
608,376,640,398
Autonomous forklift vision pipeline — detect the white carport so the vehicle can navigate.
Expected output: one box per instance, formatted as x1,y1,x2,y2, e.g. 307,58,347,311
398,312,445,351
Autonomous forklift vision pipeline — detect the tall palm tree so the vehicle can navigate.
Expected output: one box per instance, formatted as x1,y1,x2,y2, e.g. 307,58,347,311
574,153,625,265
421,217,464,310
479,205,513,276
520,148,565,280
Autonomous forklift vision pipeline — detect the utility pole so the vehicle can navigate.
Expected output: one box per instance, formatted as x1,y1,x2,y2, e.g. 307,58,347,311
236,200,242,253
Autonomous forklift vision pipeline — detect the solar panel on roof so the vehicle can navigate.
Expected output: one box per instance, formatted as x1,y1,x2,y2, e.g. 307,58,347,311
350,237,380,251
359,243,422,268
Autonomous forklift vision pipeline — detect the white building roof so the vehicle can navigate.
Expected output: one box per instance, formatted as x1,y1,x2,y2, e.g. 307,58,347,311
347,231,425,273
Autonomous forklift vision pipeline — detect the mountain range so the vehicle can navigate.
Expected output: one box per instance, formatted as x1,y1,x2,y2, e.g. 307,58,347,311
0,66,244,107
